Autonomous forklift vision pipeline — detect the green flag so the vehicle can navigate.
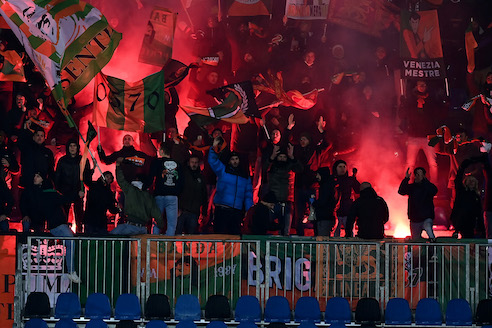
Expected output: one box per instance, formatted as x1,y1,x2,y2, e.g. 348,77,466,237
93,71,165,133
0,0,122,127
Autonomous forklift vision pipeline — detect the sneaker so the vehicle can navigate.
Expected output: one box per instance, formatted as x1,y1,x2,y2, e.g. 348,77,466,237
67,271,81,284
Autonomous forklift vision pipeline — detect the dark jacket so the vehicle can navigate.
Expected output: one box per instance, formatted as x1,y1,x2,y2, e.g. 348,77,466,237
20,180,69,230
313,167,337,221
179,166,207,215
54,140,84,201
265,158,302,203
209,148,253,210
17,130,55,187
116,166,163,228
1,141,19,183
450,159,484,238
146,157,184,196
346,187,389,239
83,171,119,231
98,145,149,182
333,169,360,217
398,177,438,222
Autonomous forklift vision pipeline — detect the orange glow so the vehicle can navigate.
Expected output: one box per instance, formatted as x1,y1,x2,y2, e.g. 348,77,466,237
393,222,410,238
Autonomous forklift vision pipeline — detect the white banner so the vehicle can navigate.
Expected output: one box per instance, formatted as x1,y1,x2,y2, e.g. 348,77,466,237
285,0,330,20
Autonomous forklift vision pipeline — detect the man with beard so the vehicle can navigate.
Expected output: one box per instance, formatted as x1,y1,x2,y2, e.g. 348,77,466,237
209,137,253,234
264,144,302,236
177,155,208,234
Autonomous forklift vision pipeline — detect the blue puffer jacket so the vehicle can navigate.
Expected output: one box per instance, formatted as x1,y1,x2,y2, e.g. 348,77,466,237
209,148,253,211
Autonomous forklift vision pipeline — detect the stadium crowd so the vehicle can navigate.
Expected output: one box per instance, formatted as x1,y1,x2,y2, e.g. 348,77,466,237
1,0,492,248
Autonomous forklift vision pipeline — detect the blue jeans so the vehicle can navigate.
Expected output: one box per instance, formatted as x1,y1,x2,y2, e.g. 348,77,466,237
110,223,147,235
155,195,178,236
50,224,75,273
410,218,435,240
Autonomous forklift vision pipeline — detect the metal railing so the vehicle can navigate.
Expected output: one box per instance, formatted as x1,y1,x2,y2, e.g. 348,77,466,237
15,236,491,326
265,240,381,310
21,236,141,309
144,238,261,309
384,242,471,312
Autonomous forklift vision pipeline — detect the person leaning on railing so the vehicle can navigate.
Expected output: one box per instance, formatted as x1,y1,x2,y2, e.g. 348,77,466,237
110,157,163,235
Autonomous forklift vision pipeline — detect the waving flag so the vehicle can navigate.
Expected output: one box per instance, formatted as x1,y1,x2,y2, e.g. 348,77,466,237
93,71,165,133
180,87,249,126
0,0,122,127
0,49,26,82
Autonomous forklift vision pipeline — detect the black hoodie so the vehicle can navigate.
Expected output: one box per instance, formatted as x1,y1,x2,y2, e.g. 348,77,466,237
313,167,337,221
54,139,83,201
346,187,389,239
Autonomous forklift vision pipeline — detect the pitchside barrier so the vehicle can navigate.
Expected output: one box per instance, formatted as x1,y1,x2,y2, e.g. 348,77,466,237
16,236,141,325
13,235,492,327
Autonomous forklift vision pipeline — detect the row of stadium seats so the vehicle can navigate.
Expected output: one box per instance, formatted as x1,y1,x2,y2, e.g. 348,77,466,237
23,292,492,327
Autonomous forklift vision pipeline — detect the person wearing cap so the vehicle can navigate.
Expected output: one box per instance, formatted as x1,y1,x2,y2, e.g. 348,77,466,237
111,157,163,235
346,182,389,239
83,165,119,235
332,159,360,237
263,143,302,236
209,137,253,234
20,172,80,283
398,167,438,241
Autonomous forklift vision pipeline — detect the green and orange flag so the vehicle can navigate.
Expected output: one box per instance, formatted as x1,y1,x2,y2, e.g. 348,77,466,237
0,0,122,127
93,71,165,133
0,49,26,82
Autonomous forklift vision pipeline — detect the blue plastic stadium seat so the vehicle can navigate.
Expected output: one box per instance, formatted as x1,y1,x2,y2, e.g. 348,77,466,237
146,320,168,328
55,293,81,319
385,298,412,325
55,318,77,328
415,298,442,325
115,293,141,320
298,322,318,328
176,320,198,328
324,297,351,324
295,297,321,323
235,295,262,323
446,298,472,326
264,296,291,323
25,318,48,328
207,321,228,328
85,293,112,319
238,322,259,328
86,319,108,328
175,294,202,321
